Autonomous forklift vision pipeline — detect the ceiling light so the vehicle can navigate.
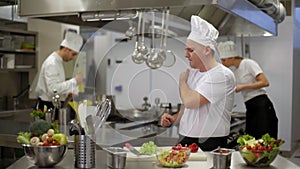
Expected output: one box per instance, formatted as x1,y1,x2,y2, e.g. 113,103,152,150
81,10,137,22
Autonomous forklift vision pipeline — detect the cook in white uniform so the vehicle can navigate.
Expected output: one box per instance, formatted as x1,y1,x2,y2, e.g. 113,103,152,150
218,41,278,139
35,31,83,119
160,15,236,151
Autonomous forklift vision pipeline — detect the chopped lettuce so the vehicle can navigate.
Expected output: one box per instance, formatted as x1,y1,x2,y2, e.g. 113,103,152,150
139,141,157,155
237,134,256,147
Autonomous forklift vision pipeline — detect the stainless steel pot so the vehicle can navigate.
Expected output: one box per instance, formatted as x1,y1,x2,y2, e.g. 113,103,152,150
211,148,233,169
105,147,127,169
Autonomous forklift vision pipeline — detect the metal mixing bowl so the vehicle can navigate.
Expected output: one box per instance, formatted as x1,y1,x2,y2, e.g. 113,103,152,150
22,144,68,167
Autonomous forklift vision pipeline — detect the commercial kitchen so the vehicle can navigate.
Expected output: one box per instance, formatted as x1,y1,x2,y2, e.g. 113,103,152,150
0,0,300,168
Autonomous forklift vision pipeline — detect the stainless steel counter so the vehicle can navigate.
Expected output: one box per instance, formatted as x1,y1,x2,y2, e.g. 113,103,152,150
7,149,300,169
0,120,30,148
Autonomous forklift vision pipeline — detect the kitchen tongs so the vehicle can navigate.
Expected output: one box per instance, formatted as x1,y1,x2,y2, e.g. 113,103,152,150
85,99,111,136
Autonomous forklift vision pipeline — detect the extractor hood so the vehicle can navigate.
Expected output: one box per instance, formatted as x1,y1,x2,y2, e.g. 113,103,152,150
17,0,285,36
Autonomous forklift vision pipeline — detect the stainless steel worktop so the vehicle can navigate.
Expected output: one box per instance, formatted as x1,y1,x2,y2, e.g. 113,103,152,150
7,149,300,169
0,118,176,148
0,120,30,148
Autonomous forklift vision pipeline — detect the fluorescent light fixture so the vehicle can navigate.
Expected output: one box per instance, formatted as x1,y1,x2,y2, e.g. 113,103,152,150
81,10,137,22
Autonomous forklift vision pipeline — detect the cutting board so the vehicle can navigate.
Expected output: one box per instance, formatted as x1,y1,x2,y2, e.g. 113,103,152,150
125,147,207,162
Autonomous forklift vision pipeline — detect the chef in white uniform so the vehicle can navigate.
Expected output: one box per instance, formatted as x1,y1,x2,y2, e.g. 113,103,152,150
160,16,236,151
35,31,83,119
218,41,278,139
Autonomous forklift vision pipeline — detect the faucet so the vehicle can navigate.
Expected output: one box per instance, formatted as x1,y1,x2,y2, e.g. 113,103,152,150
51,90,61,121
141,96,151,111
13,85,30,110
13,97,18,111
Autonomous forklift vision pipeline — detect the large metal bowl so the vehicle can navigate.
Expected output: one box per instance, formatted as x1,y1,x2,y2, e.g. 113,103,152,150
22,144,67,167
117,108,163,121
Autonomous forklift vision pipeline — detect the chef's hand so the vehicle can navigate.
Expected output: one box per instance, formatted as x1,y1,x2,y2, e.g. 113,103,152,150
160,113,175,127
75,73,83,84
179,69,190,85
236,84,244,92
68,93,78,98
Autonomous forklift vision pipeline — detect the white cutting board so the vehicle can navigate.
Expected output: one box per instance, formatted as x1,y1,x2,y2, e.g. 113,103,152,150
125,147,207,162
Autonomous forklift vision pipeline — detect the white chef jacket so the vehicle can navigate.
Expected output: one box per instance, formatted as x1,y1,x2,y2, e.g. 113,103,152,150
179,64,236,138
35,52,79,101
234,59,266,102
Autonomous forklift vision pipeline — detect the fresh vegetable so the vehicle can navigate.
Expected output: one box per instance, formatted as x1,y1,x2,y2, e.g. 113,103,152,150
30,137,40,146
139,141,157,155
237,133,285,166
157,148,190,167
29,120,52,136
47,129,55,136
172,143,199,153
188,143,199,153
30,109,45,118
52,133,68,145
17,120,68,146
17,132,31,144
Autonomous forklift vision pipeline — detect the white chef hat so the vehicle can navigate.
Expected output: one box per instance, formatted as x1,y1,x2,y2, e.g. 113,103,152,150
187,15,219,51
217,41,239,59
60,31,83,53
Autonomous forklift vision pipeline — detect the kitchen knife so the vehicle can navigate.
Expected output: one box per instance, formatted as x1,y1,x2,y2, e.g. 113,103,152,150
125,143,148,156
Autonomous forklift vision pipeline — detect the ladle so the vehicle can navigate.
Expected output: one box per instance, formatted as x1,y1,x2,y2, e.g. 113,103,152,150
139,13,148,57
132,11,144,64
146,11,165,69
160,9,176,67
158,9,168,61
125,19,136,40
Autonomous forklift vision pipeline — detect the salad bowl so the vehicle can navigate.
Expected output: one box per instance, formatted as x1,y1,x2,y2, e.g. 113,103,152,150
239,147,279,167
156,147,190,168
237,133,284,167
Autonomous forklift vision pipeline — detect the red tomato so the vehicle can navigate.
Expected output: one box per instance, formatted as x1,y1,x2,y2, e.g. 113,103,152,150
254,152,261,159
267,145,273,151
42,141,50,146
47,136,54,143
188,143,199,153
258,146,266,151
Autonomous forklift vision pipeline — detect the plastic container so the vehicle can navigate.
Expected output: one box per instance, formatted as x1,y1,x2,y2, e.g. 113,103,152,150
74,135,95,168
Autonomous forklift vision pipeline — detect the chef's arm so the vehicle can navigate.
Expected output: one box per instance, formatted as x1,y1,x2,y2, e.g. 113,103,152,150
236,73,269,92
75,72,83,84
46,66,79,96
180,82,209,109
160,105,184,127
173,105,184,125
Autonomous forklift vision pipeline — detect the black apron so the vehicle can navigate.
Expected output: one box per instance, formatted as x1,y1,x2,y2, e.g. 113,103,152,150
245,94,278,139
178,135,228,151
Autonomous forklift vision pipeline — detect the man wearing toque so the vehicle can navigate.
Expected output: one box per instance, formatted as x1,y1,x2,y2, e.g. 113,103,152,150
160,15,236,151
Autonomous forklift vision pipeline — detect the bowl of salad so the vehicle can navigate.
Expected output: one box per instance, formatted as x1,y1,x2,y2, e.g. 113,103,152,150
156,145,190,168
237,133,284,167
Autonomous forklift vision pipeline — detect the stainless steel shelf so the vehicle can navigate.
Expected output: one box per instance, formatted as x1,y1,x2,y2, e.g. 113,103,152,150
0,49,36,54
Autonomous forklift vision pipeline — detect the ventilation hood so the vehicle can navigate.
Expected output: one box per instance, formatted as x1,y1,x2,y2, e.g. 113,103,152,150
18,0,285,36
